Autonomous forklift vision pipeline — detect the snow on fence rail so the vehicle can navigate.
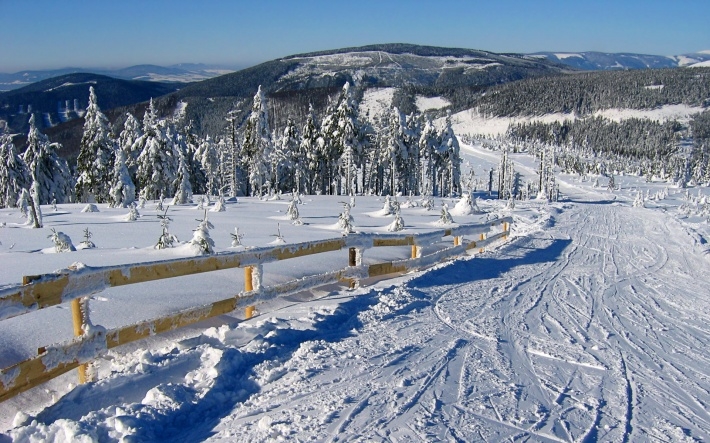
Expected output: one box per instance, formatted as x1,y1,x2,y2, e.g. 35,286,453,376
0,217,511,403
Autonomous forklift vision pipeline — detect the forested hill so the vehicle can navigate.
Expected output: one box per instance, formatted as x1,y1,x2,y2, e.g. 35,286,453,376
474,67,710,117
0,73,181,136
155,43,569,136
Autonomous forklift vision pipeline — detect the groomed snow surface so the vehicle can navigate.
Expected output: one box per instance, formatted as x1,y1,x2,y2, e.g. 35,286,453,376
2,143,710,442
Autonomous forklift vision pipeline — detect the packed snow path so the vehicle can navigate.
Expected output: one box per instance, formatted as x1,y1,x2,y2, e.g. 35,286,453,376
7,195,710,441
204,202,710,442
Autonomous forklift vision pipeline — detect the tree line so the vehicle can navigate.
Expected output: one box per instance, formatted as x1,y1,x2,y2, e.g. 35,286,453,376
0,84,464,213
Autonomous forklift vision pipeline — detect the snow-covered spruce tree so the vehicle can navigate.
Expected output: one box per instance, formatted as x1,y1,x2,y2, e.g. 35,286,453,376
436,111,462,197
79,227,96,249
272,118,298,193
155,207,178,249
224,108,242,198
242,86,272,197
195,135,220,197
0,132,29,208
171,148,193,205
387,202,404,232
75,86,116,203
338,202,355,234
438,204,454,225
188,210,215,255
28,181,43,228
109,148,136,208
17,188,29,217
319,82,363,195
118,112,142,184
537,144,557,201
181,120,206,196
135,104,179,201
301,104,321,195
419,116,440,196
22,114,73,204
286,198,303,225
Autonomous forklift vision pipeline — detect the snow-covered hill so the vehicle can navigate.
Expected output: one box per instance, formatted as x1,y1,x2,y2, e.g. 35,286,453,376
0,64,236,92
531,50,710,70
1,141,709,441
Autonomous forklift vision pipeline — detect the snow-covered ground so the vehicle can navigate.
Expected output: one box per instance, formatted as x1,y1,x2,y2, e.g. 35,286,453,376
2,143,710,442
449,104,708,139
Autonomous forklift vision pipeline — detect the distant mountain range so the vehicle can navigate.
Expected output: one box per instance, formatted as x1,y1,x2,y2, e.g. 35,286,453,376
530,51,710,70
2,44,709,159
0,63,237,92
3,50,708,93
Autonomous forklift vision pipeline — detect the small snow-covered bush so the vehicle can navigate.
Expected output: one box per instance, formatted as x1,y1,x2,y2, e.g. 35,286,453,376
81,204,99,213
48,228,76,252
210,194,226,212
338,202,354,234
79,227,96,249
437,204,454,225
155,207,178,249
387,203,404,232
231,227,244,247
188,211,214,255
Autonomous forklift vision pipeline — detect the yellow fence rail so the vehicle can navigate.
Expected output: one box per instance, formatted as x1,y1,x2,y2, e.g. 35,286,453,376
0,217,512,403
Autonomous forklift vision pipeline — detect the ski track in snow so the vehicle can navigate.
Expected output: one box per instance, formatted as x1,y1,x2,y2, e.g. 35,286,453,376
3,155,710,441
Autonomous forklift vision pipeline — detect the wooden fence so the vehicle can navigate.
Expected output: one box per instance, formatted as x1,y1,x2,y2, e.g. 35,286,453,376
0,217,511,403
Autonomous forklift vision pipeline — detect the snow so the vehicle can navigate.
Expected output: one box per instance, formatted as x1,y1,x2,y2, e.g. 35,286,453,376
44,81,97,92
448,104,707,138
2,143,710,441
415,95,451,112
675,55,701,66
554,53,584,59
689,60,710,68
592,104,705,123
358,87,395,118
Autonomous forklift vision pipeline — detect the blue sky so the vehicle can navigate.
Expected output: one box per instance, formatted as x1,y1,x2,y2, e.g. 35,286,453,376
1,0,708,72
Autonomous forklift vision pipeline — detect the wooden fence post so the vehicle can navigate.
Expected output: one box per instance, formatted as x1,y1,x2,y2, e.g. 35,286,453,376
349,247,357,267
245,267,253,292
70,298,89,384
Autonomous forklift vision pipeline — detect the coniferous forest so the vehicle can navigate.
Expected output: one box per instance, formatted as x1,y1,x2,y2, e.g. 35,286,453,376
1,56,709,210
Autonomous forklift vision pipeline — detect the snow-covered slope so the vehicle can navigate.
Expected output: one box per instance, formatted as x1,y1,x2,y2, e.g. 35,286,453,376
532,50,710,70
1,145,710,441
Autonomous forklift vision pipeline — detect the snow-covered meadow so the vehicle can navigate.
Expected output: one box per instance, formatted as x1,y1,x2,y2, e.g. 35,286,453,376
1,140,710,441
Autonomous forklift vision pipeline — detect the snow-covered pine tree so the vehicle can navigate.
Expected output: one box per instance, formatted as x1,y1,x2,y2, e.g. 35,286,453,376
109,148,136,208
338,202,355,234
188,210,215,255
386,202,404,232
195,135,220,198
180,121,206,196
437,112,461,197
0,133,29,208
118,112,142,184
301,104,320,194
22,114,73,204
135,103,179,200
75,86,116,203
272,118,299,193
224,108,242,197
419,116,439,196
242,86,272,196
171,148,193,205
155,207,178,249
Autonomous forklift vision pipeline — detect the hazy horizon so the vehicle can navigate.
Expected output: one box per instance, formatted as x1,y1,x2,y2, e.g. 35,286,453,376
1,0,708,72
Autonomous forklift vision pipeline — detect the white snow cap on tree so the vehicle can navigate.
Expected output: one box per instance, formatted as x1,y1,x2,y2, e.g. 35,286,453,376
75,86,116,203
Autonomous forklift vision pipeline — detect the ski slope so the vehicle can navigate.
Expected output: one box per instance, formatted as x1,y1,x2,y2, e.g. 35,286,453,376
2,145,710,442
